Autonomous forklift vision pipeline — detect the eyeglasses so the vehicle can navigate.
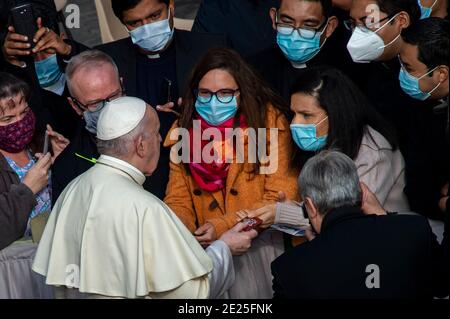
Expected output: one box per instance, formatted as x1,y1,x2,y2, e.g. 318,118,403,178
71,86,125,112
275,13,328,39
195,88,240,104
344,14,395,32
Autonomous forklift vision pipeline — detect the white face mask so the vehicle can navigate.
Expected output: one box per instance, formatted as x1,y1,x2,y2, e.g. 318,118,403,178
347,14,401,63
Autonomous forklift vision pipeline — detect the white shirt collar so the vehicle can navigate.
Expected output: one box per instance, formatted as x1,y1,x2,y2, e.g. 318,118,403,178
98,155,146,185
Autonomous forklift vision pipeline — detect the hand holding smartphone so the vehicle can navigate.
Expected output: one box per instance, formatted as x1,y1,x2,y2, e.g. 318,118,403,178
10,4,38,50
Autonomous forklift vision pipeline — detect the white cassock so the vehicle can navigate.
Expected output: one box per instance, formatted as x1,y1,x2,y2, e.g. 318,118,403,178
32,155,234,299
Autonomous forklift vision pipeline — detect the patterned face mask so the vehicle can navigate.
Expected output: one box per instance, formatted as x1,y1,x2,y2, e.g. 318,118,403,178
0,109,36,153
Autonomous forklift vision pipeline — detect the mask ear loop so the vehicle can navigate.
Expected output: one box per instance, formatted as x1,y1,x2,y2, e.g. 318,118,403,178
314,18,331,50
373,13,401,50
429,0,439,11
419,66,442,95
314,115,329,128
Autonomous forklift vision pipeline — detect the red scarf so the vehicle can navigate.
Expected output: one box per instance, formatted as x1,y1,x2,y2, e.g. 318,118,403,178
189,114,247,192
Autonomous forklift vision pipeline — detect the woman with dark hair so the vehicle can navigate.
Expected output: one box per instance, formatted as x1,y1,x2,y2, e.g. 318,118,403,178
239,67,410,228
0,72,68,250
164,48,299,298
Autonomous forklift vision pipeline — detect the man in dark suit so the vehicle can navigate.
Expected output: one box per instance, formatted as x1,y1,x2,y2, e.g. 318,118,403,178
271,151,448,299
347,0,449,222
96,0,228,199
247,0,360,103
50,50,124,204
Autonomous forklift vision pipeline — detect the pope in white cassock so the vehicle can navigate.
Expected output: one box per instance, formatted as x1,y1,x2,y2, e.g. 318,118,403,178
32,97,257,299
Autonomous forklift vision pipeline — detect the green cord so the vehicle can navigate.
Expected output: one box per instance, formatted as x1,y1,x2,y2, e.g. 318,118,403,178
75,153,97,164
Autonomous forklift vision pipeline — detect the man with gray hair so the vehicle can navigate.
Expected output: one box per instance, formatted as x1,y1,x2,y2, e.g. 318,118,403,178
51,49,124,203
33,96,257,298
271,150,448,299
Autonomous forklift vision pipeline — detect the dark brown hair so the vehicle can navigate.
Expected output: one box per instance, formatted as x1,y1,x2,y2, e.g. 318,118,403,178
0,72,30,116
178,47,288,174
179,48,287,130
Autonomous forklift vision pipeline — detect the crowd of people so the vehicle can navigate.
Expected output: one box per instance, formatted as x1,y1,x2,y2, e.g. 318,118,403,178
0,0,448,299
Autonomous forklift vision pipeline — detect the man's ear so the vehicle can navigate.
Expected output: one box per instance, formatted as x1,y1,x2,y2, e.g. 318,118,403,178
324,16,338,39
437,65,449,83
67,97,83,116
395,11,411,29
136,135,146,158
269,8,277,31
305,197,318,219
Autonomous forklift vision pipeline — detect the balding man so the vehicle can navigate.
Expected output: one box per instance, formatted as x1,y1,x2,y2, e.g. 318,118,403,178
33,96,257,299
51,50,124,203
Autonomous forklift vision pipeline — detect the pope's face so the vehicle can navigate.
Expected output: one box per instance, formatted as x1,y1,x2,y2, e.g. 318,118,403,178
142,108,162,176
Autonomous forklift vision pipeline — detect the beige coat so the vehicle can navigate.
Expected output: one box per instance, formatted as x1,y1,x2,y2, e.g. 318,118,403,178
355,126,409,212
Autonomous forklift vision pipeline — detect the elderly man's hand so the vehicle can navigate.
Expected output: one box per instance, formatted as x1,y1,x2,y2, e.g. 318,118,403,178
32,18,71,56
361,182,387,216
194,222,217,247
219,222,258,256
235,191,292,228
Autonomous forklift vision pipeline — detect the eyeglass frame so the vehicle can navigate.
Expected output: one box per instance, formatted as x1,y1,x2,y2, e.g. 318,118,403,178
71,85,125,112
343,13,396,32
275,11,329,39
194,88,240,104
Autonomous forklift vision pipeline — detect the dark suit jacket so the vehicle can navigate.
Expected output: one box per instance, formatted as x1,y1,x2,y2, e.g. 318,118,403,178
95,30,228,199
362,59,449,221
51,119,98,205
271,206,448,299
96,29,228,100
192,0,278,57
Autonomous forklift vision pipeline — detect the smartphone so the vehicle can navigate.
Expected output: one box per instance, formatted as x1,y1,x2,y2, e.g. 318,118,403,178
242,217,263,232
10,3,38,49
43,131,49,155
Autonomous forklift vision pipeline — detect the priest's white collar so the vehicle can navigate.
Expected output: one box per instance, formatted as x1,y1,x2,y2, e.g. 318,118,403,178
97,155,146,186
291,61,307,69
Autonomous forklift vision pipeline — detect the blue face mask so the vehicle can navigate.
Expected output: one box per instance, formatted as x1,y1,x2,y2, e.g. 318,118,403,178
399,66,441,101
276,24,327,64
34,54,63,88
129,10,174,52
290,116,328,152
84,107,104,134
418,0,438,19
195,95,238,126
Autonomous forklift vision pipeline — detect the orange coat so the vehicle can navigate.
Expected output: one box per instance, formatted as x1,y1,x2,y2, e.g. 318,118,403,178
163,105,300,237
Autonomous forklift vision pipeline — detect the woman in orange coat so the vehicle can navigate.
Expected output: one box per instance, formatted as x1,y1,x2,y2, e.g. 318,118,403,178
163,48,299,298
164,48,299,240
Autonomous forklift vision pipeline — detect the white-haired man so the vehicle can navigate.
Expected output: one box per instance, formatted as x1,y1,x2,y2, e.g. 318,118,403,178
33,97,257,298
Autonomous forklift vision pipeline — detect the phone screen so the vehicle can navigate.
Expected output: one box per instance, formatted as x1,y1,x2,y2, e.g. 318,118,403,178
43,131,49,154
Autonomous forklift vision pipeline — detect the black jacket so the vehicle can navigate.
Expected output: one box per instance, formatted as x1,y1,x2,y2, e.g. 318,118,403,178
96,30,228,199
247,10,363,103
271,206,448,299
362,59,449,221
192,0,278,57
51,119,98,204
96,29,228,101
